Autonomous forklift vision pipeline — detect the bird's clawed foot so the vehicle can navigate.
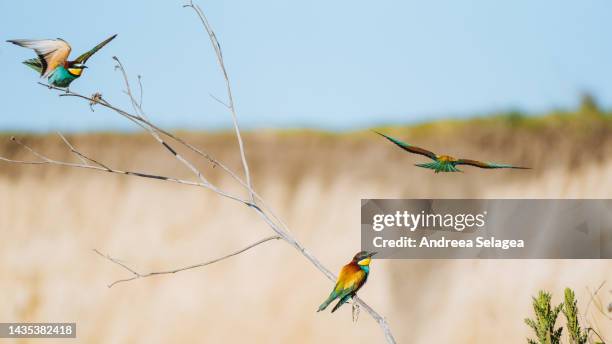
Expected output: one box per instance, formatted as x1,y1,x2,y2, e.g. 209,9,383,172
351,301,360,323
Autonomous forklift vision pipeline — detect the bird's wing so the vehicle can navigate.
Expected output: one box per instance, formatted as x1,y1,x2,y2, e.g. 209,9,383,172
374,131,437,161
73,34,117,64
22,58,44,74
456,159,530,169
336,264,366,295
318,264,360,310
7,39,71,77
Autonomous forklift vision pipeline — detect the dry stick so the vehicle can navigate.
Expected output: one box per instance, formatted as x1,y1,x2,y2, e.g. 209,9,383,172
137,75,144,108
180,4,395,342
113,60,239,201
582,282,611,344
45,83,295,246
72,84,254,210
585,282,612,320
94,235,282,288
586,327,607,344
48,82,296,241
2,7,397,344
0,139,207,188
53,81,292,241
7,87,395,342
58,132,89,166
249,203,397,344
184,0,254,204
113,57,146,119
57,85,394,341
48,84,249,207
63,82,297,251
38,68,395,344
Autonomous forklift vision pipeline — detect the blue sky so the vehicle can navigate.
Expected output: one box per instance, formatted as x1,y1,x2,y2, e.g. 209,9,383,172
1,0,611,132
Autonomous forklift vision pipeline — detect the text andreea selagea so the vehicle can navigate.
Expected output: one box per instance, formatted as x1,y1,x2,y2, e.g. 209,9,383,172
372,236,525,250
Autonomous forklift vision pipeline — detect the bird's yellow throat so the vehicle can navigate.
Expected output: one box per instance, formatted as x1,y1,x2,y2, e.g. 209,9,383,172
357,257,371,266
68,68,84,76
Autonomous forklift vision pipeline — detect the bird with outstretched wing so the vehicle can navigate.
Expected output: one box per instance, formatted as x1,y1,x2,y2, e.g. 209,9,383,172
7,34,117,90
374,131,530,173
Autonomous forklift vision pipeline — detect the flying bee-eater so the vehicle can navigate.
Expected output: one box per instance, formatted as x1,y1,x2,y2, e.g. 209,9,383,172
374,131,530,173
7,34,117,90
317,251,377,313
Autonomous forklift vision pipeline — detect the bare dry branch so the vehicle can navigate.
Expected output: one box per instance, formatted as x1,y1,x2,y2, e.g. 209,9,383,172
0,2,398,342
94,235,281,288
209,92,230,109
40,83,251,205
183,0,254,203
40,83,291,237
585,281,612,321
1,136,208,188
57,132,89,166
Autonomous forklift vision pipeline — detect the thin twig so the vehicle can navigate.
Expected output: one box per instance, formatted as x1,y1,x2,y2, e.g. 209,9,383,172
184,0,255,203
47,83,248,205
182,5,396,337
587,327,607,343
137,75,144,108
42,82,292,239
41,83,291,229
1,139,206,187
585,282,612,320
113,56,145,118
94,235,281,288
58,132,89,166
209,93,230,109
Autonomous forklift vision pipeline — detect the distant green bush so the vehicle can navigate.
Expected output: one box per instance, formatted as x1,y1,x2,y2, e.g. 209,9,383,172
579,92,602,117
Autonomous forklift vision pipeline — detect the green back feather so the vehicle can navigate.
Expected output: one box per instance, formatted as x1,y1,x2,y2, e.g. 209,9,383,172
416,161,461,173
22,58,43,74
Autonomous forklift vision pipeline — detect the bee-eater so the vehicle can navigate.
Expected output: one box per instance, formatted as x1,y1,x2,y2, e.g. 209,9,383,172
318,251,377,313
374,131,530,173
7,34,117,90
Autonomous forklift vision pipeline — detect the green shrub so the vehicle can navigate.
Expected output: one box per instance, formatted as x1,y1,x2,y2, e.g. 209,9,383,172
525,291,563,344
562,288,588,344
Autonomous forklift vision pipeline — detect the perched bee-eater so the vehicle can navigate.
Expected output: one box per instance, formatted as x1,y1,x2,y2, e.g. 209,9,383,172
374,131,530,173
7,34,117,90
318,251,377,313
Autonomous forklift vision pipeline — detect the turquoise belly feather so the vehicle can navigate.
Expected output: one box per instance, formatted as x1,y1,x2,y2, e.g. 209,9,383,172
47,66,79,88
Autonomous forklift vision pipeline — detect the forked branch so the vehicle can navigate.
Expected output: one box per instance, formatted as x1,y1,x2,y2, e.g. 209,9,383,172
94,235,281,288
0,2,397,343
183,0,254,203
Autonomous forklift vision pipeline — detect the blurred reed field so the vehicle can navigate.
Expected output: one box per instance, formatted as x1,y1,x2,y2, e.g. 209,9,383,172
1,109,612,343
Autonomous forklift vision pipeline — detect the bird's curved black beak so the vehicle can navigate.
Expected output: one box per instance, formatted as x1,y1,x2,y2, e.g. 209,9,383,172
368,251,378,258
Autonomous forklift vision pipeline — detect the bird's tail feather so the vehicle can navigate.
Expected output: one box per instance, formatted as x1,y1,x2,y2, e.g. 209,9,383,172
331,295,351,313
415,162,439,171
416,162,461,173
317,293,337,312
